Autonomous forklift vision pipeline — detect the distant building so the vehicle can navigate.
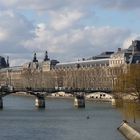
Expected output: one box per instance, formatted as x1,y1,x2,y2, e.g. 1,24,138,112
109,40,140,67
87,51,114,60
0,40,140,90
54,58,109,70
23,52,50,72
0,56,9,69
17,40,140,71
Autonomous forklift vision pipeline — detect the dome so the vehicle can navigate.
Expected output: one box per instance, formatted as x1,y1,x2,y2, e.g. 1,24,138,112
0,56,8,68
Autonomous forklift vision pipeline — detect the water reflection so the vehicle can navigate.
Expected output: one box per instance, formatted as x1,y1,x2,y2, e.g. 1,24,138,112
115,99,140,123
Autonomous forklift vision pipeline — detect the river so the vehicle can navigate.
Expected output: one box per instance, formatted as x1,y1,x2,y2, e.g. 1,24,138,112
0,95,125,140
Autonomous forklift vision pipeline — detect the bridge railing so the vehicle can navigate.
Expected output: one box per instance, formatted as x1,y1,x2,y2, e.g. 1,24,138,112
2,86,112,94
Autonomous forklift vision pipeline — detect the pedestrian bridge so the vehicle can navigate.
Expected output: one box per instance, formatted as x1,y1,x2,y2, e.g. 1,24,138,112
0,85,112,109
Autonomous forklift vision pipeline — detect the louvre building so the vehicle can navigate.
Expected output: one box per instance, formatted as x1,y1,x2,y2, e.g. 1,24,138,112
0,40,140,90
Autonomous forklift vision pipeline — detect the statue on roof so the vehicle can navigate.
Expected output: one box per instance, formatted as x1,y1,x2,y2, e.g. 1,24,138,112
44,51,50,61
6,56,9,67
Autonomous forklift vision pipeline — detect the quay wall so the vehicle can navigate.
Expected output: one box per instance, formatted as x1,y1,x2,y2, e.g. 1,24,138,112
118,121,140,140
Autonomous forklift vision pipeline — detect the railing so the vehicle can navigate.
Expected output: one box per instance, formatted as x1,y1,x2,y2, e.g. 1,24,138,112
15,87,112,94
0,85,112,98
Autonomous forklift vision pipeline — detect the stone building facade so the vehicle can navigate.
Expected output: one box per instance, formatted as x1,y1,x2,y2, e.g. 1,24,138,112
0,40,140,91
23,51,51,72
109,40,140,67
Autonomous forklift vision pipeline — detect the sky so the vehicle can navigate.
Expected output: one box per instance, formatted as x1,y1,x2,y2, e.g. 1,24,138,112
0,0,140,66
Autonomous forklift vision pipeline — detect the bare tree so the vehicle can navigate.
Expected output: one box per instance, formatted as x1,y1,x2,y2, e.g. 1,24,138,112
114,64,140,102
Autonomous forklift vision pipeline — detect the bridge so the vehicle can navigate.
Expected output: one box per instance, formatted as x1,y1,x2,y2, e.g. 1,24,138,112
0,85,112,109
22,86,111,93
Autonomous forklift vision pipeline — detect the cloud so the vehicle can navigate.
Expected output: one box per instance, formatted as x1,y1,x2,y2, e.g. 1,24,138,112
98,0,140,10
122,34,140,49
0,0,71,11
49,10,84,30
23,24,131,62
0,1,140,66
0,11,35,53
0,0,140,12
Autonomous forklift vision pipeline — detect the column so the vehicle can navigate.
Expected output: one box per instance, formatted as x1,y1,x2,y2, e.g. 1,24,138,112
0,97,3,109
112,98,116,106
35,96,45,108
74,94,85,108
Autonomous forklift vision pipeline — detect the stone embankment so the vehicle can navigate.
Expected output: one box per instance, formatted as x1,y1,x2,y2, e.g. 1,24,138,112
118,121,140,140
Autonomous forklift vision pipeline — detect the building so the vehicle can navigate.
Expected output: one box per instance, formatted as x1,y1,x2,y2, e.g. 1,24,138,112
54,58,109,70
23,51,50,72
87,51,114,60
23,51,59,72
0,40,140,90
109,40,140,67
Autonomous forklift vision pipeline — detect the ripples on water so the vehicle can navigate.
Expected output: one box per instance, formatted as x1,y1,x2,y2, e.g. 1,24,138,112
0,95,125,140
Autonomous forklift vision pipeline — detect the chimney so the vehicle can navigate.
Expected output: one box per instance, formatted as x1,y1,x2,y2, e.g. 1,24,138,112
82,58,85,61
118,48,121,52
7,56,9,67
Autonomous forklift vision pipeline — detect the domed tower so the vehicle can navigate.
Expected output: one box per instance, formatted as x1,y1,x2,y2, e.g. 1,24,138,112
0,56,8,69
33,53,38,62
42,51,50,72
44,51,50,61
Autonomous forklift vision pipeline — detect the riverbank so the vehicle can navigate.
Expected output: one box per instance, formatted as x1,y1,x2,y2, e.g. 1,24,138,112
116,99,140,140
118,121,140,140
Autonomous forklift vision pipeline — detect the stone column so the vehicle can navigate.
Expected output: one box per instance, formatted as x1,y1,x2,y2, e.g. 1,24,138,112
35,96,45,108
0,97,3,109
111,98,116,106
74,94,85,108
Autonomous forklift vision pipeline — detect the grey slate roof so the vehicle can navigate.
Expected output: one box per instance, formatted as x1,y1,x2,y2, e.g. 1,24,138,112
129,55,140,64
55,58,110,69
88,51,114,60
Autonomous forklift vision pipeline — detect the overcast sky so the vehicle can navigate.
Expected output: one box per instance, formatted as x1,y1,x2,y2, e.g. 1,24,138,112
0,0,140,66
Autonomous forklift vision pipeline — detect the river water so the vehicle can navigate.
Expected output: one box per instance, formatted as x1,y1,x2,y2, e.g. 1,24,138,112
0,95,125,140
